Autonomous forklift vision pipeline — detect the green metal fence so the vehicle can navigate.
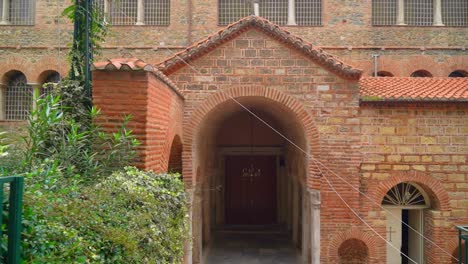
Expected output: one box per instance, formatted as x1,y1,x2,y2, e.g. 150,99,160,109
457,225,468,264
0,176,24,264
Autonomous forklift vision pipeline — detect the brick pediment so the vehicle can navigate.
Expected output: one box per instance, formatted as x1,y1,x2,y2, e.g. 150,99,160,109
158,16,362,80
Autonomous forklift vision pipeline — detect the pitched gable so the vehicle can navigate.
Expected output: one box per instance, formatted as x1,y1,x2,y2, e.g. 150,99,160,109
158,16,362,80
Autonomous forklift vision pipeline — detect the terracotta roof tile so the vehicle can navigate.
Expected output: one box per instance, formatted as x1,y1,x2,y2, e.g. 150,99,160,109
158,16,362,80
92,58,184,99
360,77,468,102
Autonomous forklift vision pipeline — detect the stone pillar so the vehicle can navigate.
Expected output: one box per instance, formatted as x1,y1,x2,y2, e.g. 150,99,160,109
0,84,5,120
433,0,444,26
396,0,406,25
302,189,310,263
253,0,260,16
184,189,194,264
0,0,9,25
309,189,321,264
287,0,297,25
136,0,145,25
103,0,110,22
292,180,299,246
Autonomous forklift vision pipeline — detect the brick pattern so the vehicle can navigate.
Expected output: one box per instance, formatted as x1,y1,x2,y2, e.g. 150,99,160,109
86,26,466,264
92,70,183,173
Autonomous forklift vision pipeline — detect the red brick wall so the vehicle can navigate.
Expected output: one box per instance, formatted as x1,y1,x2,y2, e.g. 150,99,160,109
93,70,183,173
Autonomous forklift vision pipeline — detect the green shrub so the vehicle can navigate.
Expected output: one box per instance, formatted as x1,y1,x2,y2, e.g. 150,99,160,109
19,167,188,263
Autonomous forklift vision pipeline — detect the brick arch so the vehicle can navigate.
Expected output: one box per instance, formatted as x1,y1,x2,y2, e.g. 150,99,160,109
328,228,377,262
32,58,69,84
167,134,183,174
0,58,32,84
182,86,321,188
372,171,450,211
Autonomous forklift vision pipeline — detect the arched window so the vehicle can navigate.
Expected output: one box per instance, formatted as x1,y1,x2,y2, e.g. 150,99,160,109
39,71,61,96
411,70,432,77
448,70,468,77
382,182,429,264
373,71,394,77
4,71,33,120
338,238,369,264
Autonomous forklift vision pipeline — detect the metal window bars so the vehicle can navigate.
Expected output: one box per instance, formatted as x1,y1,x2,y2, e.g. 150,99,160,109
372,0,467,26
0,0,35,25
372,0,398,25
296,0,322,26
218,0,251,25
95,0,169,26
5,73,32,121
405,0,433,26
41,72,61,97
260,0,288,25
144,0,170,26
218,0,322,26
442,0,468,26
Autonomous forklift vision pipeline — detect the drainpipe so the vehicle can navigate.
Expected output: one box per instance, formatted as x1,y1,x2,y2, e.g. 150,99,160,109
372,54,380,77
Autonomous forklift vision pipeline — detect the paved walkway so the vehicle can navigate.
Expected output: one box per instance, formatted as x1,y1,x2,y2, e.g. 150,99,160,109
205,228,301,264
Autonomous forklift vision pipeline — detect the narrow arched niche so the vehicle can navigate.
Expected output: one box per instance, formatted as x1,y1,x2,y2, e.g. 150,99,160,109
448,70,468,77
167,135,183,174
338,238,369,264
410,70,432,77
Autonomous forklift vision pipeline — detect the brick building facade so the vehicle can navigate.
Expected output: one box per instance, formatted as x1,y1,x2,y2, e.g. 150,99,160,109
1,1,467,263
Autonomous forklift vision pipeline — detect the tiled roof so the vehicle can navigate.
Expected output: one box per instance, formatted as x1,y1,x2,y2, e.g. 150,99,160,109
360,77,468,102
92,58,184,99
158,16,362,80
92,58,154,71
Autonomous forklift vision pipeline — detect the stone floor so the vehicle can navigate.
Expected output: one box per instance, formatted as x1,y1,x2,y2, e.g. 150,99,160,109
204,227,301,264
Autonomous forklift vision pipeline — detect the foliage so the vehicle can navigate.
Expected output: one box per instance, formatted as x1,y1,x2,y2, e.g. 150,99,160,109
62,1,107,83
18,167,188,263
19,90,139,178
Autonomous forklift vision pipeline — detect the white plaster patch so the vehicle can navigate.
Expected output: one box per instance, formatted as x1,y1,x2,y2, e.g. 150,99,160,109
317,85,330,91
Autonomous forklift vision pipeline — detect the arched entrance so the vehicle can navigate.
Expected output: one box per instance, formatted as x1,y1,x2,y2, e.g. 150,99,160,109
382,182,430,264
190,95,315,263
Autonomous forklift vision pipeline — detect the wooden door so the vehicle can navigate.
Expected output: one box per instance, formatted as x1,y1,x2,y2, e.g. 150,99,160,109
225,155,277,225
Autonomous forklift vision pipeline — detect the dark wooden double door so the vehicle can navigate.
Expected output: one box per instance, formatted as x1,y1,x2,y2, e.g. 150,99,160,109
225,155,277,225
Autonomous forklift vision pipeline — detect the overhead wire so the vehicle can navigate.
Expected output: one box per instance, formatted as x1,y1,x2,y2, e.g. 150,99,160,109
159,46,460,263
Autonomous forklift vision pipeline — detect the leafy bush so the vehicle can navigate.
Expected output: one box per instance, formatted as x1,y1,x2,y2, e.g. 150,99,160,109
19,89,139,178
19,167,188,263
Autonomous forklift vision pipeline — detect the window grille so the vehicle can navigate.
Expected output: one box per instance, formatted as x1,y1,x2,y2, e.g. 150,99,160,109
5,73,32,121
382,182,428,207
404,0,433,26
260,0,288,25
41,72,60,97
372,0,397,25
219,0,322,26
144,0,170,26
296,0,321,26
218,0,251,25
442,0,468,26
0,0,35,25
96,0,170,26
109,0,137,25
